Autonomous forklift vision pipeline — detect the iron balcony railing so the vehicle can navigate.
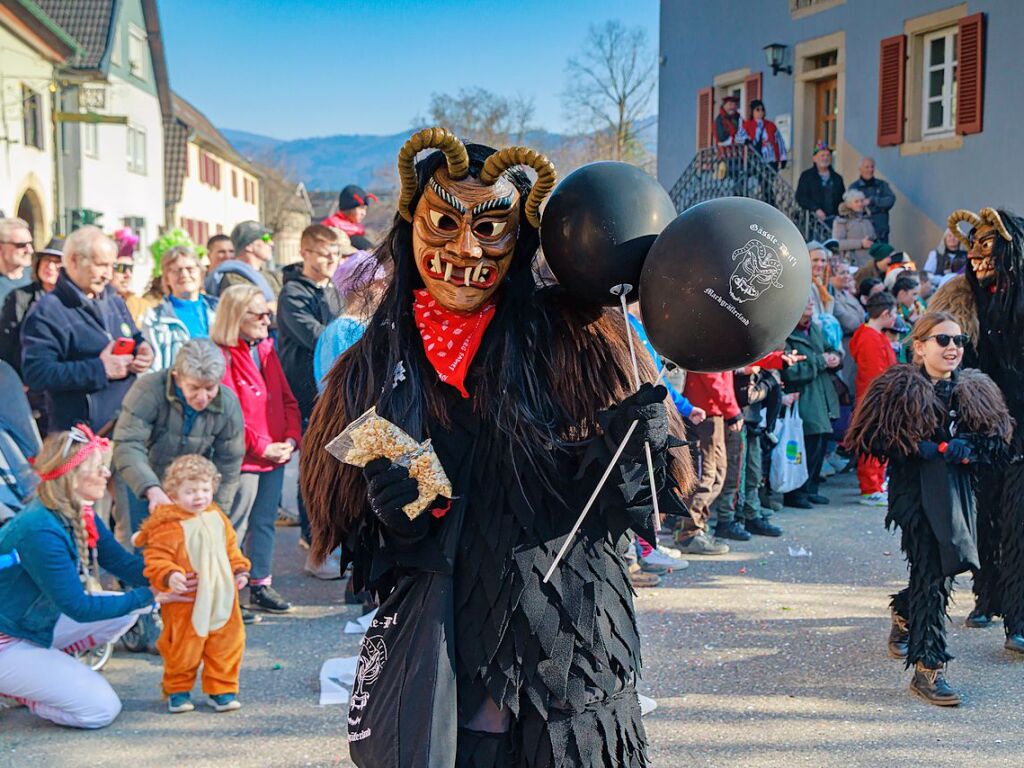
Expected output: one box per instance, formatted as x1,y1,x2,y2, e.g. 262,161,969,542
668,145,831,243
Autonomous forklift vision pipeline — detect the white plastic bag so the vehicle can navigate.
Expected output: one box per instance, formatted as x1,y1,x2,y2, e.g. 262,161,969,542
769,404,809,494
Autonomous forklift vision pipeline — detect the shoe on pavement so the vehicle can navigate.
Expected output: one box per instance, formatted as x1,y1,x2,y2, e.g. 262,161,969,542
783,494,813,510
628,563,661,588
763,496,783,512
639,558,669,575
964,608,994,628
888,610,909,659
1004,633,1024,654
909,663,961,706
715,520,752,542
819,464,835,479
240,608,261,625
826,453,850,473
275,508,299,527
859,492,888,507
168,692,194,713
297,537,310,551
209,693,242,712
249,585,291,614
654,545,690,567
676,531,730,555
643,549,689,571
745,516,783,537
807,494,830,505
305,550,343,580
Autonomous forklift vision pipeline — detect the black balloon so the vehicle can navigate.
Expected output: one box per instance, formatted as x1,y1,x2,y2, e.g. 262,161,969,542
540,162,678,306
639,197,811,372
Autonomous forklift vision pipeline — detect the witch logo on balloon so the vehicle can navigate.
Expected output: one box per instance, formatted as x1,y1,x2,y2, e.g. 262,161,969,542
728,235,785,305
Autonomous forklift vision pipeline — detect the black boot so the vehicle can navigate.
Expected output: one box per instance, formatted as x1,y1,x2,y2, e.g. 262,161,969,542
887,610,909,660
1004,633,1024,654
965,607,994,628
909,663,961,706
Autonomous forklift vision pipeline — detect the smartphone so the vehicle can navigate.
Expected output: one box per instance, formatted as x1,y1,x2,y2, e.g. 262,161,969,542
112,337,136,356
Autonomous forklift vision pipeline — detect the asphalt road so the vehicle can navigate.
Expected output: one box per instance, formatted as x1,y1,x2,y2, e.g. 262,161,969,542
3,472,1022,767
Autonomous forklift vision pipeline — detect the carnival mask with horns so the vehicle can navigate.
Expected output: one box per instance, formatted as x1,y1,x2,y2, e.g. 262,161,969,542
397,127,556,314
948,207,1013,287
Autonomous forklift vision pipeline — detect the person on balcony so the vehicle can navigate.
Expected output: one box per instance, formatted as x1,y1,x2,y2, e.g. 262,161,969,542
831,189,876,267
737,100,787,171
714,95,741,146
796,142,845,229
848,157,896,243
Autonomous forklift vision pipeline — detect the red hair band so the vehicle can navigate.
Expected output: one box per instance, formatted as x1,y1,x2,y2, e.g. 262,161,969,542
37,424,111,482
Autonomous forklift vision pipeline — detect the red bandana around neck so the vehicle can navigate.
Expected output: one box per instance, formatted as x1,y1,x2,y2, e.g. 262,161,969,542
413,289,496,398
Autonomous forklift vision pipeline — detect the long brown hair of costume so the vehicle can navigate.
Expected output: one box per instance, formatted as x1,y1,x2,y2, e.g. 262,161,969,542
301,301,694,563
846,311,1013,459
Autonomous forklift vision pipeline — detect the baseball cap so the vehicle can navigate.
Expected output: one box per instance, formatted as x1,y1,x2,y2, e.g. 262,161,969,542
231,221,272,255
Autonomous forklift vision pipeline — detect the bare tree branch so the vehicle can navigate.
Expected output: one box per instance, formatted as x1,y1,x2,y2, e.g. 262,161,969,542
562,20,656,165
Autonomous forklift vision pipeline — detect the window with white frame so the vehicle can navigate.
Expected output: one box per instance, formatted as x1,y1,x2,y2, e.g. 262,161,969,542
922,27,958,138
128,26,147,80
127,125,147,174
111,25,122,66
83,122,99,158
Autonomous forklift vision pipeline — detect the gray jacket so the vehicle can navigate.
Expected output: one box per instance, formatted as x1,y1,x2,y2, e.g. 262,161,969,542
112,370,245,509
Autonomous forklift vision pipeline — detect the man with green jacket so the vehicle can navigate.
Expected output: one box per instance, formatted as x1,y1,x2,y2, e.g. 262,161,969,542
112,339,244,533
781,299,842,508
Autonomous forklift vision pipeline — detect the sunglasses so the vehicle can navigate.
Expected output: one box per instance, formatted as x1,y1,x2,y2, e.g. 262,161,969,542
2,240,32,249
245,310,272,321
113,263,134,274
924,333,970,348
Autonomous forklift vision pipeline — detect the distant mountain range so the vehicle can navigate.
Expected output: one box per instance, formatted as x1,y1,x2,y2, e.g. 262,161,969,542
221,117,657,192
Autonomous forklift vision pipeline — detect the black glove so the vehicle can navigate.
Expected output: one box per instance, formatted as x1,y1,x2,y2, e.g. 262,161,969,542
918,441,940,460
606,384,670,456
363,458,430,541
942,438,972,464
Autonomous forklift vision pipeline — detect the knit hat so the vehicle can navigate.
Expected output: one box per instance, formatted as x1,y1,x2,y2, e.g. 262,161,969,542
230,220,272,256
338,185,379,211
869,242,895,262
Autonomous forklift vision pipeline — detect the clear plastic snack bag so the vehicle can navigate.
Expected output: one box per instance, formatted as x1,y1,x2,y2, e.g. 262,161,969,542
326,407,453,519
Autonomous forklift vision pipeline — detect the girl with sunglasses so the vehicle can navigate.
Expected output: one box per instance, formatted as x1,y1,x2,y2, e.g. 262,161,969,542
847,311,1012,706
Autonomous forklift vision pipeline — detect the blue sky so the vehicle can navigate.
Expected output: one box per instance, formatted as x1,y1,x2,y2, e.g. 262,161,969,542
159,0,659,140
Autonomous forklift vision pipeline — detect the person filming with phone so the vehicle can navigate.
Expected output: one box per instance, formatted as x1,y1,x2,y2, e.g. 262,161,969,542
21,226,154,435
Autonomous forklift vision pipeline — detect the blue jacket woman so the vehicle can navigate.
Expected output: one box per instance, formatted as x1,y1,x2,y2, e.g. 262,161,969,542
0,428,184,728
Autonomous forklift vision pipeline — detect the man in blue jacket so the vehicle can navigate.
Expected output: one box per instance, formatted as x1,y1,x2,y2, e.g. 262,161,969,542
20,227,154,433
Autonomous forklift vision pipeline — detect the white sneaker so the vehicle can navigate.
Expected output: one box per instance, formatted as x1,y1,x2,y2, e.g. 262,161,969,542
304,549,343,580
643,549,689,570
826,453,850,473
658,544,685,559
859,492,888,507
820,464,836,478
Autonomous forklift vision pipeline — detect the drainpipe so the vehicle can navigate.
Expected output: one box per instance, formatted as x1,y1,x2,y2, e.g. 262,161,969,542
49,71,61,236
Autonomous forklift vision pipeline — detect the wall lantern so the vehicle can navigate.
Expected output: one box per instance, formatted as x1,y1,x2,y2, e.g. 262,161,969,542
763,43,792,76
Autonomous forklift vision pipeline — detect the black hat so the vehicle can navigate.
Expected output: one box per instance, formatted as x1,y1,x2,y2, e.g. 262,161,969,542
36,236,64,259
338,185,379,211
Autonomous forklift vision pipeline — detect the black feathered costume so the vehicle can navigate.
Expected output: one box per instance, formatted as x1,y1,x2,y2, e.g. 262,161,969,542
847,365,1011,670
301,129,693,767
928,208,1024,644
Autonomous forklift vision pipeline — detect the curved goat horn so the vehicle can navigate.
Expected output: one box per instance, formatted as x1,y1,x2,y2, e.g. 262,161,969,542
479,147,557,229
947,209,982,249
396,127,470,223
979,207,1013,242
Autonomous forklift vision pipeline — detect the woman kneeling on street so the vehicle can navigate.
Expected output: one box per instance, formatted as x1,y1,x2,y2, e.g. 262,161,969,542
0,428,191,728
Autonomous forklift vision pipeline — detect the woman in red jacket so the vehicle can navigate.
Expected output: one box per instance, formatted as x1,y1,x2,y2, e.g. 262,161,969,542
212,285,302,614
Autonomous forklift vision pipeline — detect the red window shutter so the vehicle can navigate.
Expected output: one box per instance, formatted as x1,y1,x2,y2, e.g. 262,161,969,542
877,34,906,146
956,13,985,135
744,72,763,110
697,87,713,149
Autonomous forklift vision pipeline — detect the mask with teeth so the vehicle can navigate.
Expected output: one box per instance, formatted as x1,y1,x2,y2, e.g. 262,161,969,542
968,225,999,287
412,168,522,314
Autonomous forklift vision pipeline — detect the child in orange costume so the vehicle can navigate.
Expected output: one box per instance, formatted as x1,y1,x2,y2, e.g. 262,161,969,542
133,455,250,714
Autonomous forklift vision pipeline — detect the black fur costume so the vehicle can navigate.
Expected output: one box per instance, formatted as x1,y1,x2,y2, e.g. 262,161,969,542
928,210,1024,638
300,143,692,767
847,365,1011,668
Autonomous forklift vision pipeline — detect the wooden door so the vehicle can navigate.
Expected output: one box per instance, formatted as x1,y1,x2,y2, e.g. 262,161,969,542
815,77,838,148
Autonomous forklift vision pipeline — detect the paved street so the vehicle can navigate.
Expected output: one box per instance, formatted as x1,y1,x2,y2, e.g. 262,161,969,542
2,472,1022,767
